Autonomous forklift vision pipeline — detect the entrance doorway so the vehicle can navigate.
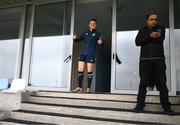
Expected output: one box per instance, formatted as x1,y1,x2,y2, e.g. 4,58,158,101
72,0,112,92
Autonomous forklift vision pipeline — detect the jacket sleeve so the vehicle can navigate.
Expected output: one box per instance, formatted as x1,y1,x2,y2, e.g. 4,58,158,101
153,27,165,44
74,32,84,42
97,32,104,46
135,29,151,46
98,32,103,40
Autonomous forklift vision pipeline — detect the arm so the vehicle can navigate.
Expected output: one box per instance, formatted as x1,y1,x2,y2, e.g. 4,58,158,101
97,32,103,45
150,28,165,44
158,28,165,43
97,36,103,45
135,29,151,46
73,32,84,42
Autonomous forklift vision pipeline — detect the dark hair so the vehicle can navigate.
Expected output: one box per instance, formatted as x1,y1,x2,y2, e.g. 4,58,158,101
89,18,97,23
146,10,158,20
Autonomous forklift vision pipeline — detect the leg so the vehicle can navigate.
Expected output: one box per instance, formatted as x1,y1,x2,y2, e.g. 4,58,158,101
155,60,174,115
87,63,94,92
72,61,85,92
134,60,151,112
77,61,86,88
137,81,148,107
134,80,148,112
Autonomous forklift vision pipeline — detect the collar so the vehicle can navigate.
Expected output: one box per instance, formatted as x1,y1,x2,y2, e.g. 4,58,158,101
88,29,96,32
145,24,159,30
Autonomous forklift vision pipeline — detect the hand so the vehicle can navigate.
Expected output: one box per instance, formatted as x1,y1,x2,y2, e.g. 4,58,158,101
97,36,103,45
73,33,77,40
149,32,161,39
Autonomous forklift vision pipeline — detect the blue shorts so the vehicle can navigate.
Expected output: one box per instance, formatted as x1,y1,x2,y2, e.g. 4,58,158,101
79,55,96,63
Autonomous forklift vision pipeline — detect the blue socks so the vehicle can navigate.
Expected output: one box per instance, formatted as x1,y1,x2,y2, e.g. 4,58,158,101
88,72,93,88
77,72,93,88
78,72,84,88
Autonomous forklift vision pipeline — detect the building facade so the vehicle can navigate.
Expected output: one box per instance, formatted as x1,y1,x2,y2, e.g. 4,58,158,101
0,0,179,95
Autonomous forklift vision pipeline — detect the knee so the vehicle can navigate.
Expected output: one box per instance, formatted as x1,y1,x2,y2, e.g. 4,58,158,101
78,68,84,72
78,65,84,72
160,86,169,94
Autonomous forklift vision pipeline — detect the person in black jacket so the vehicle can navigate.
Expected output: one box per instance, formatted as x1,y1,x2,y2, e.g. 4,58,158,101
134,10,174,115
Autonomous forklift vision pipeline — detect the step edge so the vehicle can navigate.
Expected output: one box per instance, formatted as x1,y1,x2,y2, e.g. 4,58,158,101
20,102,180,115
11,110,170,125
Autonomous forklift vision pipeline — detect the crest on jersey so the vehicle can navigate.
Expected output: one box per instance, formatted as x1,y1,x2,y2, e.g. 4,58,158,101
92,33,96,36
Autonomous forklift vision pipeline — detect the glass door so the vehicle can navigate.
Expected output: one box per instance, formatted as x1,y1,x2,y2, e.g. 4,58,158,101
0,7,24,82
28,1,73,91
111,0,171,94
174,0,180,94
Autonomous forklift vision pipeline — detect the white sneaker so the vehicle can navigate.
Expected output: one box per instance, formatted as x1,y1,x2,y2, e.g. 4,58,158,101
86,88,90,93
72,87,82,93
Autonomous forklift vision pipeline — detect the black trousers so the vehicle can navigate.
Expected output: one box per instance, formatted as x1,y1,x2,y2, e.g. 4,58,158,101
137,59,171,108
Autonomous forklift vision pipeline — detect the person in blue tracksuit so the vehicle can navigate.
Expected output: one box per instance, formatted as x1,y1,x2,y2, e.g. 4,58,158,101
72,18,103,93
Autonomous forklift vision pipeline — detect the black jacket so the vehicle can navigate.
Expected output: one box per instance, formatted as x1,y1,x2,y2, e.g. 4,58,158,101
135,24,165,60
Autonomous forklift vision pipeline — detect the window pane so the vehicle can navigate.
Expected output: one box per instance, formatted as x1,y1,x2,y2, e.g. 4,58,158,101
0,7,23,80
174,0,180,92
0,7,22,40
29,1,73,88
116,0,169,31
33,2,71,36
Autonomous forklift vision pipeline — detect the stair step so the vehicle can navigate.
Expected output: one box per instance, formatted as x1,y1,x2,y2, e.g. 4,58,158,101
0,121,26,125
10,111,138,125
30,91,180,104
1,118,55,125
0,110,10,120
17,91,180,125
26,96,180,112
19,103,180,124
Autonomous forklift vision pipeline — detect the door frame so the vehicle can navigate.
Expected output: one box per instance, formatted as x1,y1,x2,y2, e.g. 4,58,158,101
111,0,176,95
23,0,75,91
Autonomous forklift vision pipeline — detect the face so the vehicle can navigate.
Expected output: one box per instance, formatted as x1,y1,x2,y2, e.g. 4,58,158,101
146,15,158,28
89,20,96,30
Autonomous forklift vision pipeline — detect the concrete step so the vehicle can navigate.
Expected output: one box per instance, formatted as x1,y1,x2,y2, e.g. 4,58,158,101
30,91,180,104
19,103,180,125
18,91,180,125
10,111,137,125
26,96,180,112
0,110,10,120
0,118,56,125
0,121,26,125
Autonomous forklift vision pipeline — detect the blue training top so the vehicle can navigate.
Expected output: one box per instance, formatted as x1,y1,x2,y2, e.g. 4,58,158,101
74,29,102,56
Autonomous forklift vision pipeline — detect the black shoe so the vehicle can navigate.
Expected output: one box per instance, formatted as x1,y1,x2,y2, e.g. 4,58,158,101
164,108,175,115
133,104,144,113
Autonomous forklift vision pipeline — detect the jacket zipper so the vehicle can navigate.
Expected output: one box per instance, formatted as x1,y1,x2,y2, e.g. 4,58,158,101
149,44,152,58
85,33,90,55
85,41,89,55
